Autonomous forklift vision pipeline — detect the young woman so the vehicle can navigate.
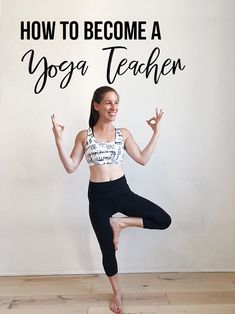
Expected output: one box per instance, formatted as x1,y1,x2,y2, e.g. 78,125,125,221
51,86,171,314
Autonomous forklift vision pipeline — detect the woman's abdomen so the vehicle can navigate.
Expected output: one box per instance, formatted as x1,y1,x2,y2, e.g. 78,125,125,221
89,164,125,182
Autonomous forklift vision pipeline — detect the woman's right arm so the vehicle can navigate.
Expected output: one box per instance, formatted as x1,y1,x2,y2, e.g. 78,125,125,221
51,114,86,174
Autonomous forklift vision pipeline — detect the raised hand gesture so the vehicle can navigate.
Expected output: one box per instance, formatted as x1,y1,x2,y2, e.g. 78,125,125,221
146,108,164,133
51,114,65,143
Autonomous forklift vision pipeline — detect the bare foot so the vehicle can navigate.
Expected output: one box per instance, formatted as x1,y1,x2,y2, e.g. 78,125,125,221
109,293,122,313
109,217,123,250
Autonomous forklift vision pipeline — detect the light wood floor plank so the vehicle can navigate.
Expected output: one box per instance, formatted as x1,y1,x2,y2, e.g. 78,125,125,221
0,275,95,297
0,297,12,309
158,274,235,292
6,294,109,309
0,278,25,286
88,304,235,314
91,272,235,293
158,272,235,280
0,309,88,314
91,273,162,293
167,291,235,304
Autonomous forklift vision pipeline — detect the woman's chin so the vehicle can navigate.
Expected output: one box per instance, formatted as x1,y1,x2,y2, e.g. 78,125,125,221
107,115,117,121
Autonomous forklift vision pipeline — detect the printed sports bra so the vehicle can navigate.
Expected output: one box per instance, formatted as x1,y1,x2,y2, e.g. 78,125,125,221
85,127,125,166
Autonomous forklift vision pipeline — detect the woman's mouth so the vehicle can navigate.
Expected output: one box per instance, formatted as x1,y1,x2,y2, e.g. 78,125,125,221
108,112,117,117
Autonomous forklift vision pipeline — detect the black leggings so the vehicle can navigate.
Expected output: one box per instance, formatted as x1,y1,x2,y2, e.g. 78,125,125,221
88,175,171,277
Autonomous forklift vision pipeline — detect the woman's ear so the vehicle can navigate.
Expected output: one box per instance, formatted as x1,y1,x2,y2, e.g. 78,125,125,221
93,101,99,111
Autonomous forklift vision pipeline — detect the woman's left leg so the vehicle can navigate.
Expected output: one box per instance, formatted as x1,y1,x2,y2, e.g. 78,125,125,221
118,190,171,229
110,190,171,250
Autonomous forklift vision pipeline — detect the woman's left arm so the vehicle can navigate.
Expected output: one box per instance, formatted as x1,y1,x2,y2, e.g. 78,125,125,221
122,108,164,166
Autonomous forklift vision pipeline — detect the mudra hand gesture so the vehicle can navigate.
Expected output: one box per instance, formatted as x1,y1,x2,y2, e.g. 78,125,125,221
146,108,164,133
51,114,65,143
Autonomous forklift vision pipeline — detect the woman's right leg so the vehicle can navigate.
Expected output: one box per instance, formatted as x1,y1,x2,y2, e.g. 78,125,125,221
89,201,118,277
108,274,122,313
88,176,140,313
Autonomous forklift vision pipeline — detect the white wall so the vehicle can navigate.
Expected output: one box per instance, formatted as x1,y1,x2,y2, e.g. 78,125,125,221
1,0,235,275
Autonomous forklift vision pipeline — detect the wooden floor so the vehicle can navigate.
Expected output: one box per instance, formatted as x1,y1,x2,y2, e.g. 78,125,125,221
0,272,235,313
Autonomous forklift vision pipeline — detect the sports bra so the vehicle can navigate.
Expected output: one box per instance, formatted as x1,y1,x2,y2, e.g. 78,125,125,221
85,127,125,166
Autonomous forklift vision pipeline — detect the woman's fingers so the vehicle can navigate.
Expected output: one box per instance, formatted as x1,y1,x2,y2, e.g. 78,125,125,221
155,108,164,122
147,116,156,123
51,114,56,127
51,114,64,130
147,117,157,125
51,114,60,129
156,107,164,117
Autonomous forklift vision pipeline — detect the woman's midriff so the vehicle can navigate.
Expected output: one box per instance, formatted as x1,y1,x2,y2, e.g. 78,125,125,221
89,164,125,182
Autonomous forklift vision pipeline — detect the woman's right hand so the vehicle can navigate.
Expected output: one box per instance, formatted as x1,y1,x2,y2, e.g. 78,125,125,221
51,114,65,143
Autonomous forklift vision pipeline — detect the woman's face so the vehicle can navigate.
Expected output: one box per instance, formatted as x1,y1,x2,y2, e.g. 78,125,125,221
94,91,119,122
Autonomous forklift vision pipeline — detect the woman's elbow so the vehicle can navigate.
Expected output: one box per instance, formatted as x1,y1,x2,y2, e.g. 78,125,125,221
139,157,148,166
140,161,147,166
66,169,74,174
66,158,79,174
66,165,76,174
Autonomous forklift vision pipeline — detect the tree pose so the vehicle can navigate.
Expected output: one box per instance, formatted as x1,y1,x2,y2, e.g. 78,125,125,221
51,86,171,313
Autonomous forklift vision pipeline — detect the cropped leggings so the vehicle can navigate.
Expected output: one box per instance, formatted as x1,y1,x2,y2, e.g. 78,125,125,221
88,175,171,277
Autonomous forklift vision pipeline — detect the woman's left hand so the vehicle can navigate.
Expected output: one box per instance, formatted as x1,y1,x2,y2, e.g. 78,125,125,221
146,108,164,133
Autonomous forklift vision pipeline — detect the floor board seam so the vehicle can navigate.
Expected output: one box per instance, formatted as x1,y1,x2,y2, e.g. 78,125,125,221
165,292,170,305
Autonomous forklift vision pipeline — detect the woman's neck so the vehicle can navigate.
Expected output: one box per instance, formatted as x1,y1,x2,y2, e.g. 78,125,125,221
94,120,114,132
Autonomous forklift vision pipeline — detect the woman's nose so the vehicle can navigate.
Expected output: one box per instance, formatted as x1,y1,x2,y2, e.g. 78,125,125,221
111,104,117,111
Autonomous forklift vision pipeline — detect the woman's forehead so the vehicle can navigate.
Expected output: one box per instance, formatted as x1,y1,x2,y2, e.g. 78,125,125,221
102,91,118,101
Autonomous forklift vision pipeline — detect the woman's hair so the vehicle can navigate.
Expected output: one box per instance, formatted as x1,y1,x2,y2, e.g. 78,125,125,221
89,86,119,129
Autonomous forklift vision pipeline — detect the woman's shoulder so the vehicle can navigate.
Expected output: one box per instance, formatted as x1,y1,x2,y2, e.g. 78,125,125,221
119,127,132,136
76,129,88,137
74,129,88,146
118,127,132,141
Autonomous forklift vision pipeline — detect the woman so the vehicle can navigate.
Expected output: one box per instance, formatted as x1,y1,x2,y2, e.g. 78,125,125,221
51,86,171,314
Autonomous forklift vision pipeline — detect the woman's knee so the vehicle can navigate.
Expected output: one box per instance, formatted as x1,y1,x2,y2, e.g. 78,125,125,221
161,213,172,229
148,211,172,230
